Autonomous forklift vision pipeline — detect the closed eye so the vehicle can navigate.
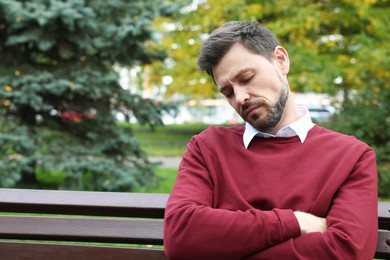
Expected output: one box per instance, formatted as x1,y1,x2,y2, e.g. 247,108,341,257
240,75,253,84
220,87,234,98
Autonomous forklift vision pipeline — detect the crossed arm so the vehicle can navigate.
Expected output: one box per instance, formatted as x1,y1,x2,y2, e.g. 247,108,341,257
164,142,377,260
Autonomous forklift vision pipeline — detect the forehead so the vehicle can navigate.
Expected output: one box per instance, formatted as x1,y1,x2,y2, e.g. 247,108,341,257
212,43,269,87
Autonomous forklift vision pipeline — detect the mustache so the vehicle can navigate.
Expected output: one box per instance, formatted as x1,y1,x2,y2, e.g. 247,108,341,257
241,101,266,116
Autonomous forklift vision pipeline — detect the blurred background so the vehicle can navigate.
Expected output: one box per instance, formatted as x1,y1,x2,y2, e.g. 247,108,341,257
0,0,389,198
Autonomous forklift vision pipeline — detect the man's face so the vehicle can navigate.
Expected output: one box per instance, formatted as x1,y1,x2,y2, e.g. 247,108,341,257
212,43,290,133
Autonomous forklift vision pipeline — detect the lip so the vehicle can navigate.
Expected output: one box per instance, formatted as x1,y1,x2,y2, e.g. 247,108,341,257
243,105,259,119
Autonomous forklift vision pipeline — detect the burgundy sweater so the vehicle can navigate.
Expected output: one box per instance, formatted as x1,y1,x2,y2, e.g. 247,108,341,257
164,125,378,260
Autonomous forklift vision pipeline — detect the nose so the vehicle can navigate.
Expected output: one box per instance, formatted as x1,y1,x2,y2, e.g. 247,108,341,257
234,87,250,105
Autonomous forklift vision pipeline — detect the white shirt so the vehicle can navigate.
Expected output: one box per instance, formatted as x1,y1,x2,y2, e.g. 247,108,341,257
243,106,315,149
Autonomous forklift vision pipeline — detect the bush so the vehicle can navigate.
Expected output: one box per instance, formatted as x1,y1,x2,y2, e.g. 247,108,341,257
327,90,390,198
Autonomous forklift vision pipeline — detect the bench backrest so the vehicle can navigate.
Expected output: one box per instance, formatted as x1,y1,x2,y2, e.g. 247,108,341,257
377,200,390,259
0,189,168,260
0,189,389,259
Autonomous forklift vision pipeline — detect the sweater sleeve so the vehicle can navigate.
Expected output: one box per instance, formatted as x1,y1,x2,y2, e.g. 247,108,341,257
164,136,301,260
244,149,378,260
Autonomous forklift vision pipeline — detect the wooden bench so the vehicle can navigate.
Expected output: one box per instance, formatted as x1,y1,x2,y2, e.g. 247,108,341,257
0,188,389,259
0,189,168,260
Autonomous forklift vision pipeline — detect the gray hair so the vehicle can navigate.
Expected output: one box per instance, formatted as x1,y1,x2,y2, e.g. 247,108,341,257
197,21,280,78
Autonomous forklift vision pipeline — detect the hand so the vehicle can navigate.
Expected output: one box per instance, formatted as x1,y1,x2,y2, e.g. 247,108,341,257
293,211,327,235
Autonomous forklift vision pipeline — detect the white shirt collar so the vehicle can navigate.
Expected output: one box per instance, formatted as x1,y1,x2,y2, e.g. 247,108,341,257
243,106,314,149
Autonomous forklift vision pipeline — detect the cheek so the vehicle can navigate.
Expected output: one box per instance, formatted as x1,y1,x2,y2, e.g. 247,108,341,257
251,81,281,101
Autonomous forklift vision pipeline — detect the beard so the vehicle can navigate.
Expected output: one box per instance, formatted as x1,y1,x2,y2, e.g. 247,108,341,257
242,83,289,133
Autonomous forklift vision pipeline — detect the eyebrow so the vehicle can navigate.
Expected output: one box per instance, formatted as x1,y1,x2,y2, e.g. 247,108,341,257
234,68,253,79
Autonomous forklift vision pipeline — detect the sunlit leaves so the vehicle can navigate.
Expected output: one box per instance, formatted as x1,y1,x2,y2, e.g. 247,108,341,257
146,0,389,98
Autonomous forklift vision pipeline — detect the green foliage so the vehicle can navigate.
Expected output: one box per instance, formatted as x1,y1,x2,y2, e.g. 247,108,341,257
327,88,390,198
0,121,34,187
0,0,170,67
147,0,389,98
0,0,182,191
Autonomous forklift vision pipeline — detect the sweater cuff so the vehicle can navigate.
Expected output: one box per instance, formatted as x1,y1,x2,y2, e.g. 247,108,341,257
273,208,301,241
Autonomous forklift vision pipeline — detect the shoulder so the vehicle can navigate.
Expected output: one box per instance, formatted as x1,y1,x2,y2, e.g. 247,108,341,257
311,125,373,152
191,125,245,147
198,125,244,138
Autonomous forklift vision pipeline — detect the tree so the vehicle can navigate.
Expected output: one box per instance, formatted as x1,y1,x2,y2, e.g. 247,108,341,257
0,0,181,191
146,0,389,98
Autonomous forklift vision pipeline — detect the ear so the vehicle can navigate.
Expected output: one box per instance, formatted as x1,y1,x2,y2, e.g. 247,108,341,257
273,46,290,75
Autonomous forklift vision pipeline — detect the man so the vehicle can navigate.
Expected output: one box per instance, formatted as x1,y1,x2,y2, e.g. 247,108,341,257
164,21,378,260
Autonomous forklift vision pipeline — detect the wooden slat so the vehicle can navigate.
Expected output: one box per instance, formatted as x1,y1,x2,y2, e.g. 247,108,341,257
0,189,169,218
378,201,390,230
0,216,163,244
0,241,167,260
375,230,390,259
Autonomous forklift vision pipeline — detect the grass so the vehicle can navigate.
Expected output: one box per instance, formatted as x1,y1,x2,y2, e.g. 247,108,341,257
131,123,209,157
136,168,178,194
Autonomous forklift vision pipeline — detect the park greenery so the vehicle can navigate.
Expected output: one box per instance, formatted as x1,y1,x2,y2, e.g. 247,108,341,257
147,0,389,98
0,0,389,197
0,0,184,191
